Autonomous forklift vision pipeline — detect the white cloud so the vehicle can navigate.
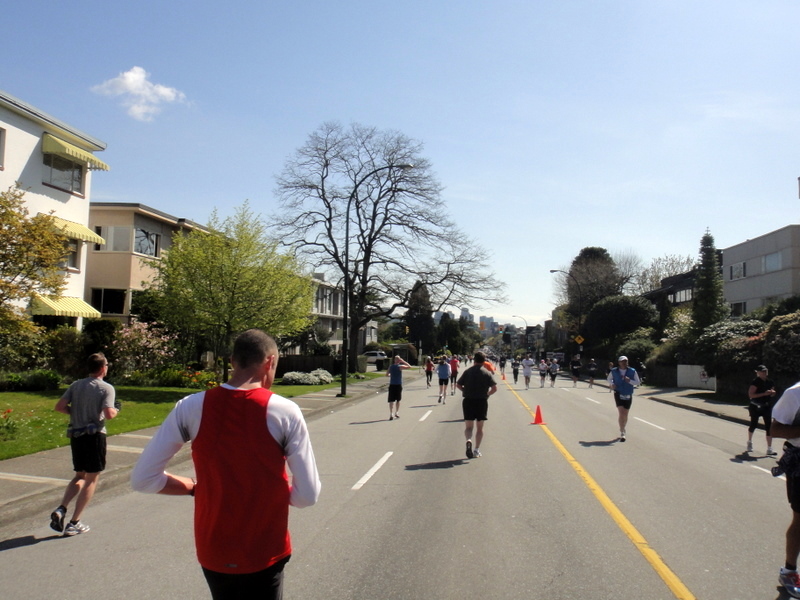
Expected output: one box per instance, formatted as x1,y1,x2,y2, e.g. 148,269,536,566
92,66,187,122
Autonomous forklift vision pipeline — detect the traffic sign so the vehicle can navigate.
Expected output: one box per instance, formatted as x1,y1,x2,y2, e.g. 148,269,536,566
574,335,584,344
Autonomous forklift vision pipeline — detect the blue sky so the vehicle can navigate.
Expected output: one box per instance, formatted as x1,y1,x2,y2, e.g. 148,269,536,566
5,1,800,328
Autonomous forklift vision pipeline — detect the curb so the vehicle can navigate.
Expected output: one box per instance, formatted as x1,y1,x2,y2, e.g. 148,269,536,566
646,394,751,428
1,373,411,528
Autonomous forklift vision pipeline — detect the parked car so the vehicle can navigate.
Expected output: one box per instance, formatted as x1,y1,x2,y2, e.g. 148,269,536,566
364,351,388,364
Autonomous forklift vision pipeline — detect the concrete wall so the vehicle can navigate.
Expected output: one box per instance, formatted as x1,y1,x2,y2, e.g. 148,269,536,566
677,364,717,390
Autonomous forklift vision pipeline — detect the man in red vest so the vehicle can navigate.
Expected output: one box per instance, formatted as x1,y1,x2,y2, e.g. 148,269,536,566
132,329,321,599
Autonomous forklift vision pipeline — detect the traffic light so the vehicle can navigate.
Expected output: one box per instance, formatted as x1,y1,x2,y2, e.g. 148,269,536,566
405,326,409,334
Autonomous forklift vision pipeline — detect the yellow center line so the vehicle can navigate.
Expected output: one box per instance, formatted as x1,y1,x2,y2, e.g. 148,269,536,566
505,381,696,600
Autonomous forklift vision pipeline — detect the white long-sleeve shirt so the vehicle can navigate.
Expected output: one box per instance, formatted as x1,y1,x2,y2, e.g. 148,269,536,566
131,384,321,508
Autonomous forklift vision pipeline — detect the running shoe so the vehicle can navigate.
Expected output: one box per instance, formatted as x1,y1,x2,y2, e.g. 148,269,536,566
619,431,626,442
49,507,66,534
780,568,800,598
768,447,778,456
63,521,90,536
438,396,442,403
466,440,473,459
746,441,753,452
473,448,482,458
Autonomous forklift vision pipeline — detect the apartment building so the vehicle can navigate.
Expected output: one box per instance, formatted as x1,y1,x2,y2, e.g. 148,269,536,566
0,89,109,328
722,224,800,315
86,203,206,321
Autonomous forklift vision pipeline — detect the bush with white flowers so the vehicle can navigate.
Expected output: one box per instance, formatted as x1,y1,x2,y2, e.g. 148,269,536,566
280,369,334,385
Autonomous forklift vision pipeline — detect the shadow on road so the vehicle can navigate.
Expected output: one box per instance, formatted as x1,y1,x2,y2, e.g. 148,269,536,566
730,452,763,464
0,533,63,552
405,459,467,470
578,439,619,447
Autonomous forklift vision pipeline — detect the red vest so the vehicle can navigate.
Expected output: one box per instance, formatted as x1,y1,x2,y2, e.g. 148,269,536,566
192,386,290,573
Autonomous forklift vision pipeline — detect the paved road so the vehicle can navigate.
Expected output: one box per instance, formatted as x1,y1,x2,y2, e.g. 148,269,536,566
0,371,791,599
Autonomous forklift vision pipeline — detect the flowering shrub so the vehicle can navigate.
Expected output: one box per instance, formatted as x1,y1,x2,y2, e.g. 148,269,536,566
112,320,177,376
121,367,217,389
0,409,18,441
280,369,333,385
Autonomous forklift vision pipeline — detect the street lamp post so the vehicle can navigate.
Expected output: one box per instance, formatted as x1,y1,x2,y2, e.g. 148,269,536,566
549,269,583,351
338,163,413,397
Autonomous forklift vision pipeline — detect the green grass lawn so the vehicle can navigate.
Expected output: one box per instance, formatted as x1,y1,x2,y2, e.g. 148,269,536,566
0,373,382,461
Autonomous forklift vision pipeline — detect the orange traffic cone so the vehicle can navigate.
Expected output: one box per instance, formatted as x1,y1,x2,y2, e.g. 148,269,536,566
531,405,546,425
502,372,506,381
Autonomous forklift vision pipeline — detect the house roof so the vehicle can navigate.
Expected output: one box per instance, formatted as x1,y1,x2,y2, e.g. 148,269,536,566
0,89,107,152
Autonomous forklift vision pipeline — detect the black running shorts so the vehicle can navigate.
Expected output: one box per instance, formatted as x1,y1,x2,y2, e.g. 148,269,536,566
387,384,402,402
462,397,488,421
613,391,633,410
70,433,107,473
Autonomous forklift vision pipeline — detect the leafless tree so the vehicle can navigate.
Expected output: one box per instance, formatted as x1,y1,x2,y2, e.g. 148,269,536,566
633,254,696,294
273,122,506,369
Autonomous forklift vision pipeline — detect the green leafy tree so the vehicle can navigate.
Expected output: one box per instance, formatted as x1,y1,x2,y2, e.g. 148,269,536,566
0,185,70,333
583,295,658,349
404,282,435,353
147,201,315,378
691,231,728,335
555,247,624,333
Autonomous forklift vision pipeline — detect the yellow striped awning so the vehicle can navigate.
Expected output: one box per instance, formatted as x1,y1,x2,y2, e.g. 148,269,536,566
42,133,110,171
46,215,105,244
31,295,101,318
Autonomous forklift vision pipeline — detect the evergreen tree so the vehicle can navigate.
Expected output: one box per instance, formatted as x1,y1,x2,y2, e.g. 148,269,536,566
691,230,727,334
404,282,435,353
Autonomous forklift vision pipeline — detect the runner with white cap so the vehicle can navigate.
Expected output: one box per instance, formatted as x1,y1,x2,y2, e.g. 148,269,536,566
607,355,641,442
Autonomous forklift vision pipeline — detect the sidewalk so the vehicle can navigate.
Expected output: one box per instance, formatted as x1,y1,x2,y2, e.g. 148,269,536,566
0,371,750,528
0,371,399,528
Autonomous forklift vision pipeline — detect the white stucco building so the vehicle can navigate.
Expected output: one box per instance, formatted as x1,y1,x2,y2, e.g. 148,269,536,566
0,89,110,328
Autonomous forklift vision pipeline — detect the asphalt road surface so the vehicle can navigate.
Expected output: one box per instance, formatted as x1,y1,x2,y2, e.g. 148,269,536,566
0,374,793,599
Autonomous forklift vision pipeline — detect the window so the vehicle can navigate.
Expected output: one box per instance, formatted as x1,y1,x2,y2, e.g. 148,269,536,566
94,226,131,252
672,288,693,304
764,251,782,273
730,301,747,316
729,261,746,280
90,288,126,314
43,153,84,194
59,238,80,270
134,228,161,257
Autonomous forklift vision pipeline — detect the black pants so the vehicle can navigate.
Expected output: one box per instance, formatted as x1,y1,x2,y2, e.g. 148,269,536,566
202,557,289,600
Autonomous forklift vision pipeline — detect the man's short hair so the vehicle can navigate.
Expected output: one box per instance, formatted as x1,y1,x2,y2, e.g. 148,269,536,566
232,329,277,369
87,353,107,374
473,351,486,363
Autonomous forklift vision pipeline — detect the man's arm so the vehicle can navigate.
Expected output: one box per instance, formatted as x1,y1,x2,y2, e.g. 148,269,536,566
488,384,498,396
772,419,800,441
281,404,321,508
131,396,199,494
54,396,70,415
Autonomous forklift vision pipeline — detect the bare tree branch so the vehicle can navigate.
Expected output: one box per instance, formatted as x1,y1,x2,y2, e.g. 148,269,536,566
273,122,506,367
